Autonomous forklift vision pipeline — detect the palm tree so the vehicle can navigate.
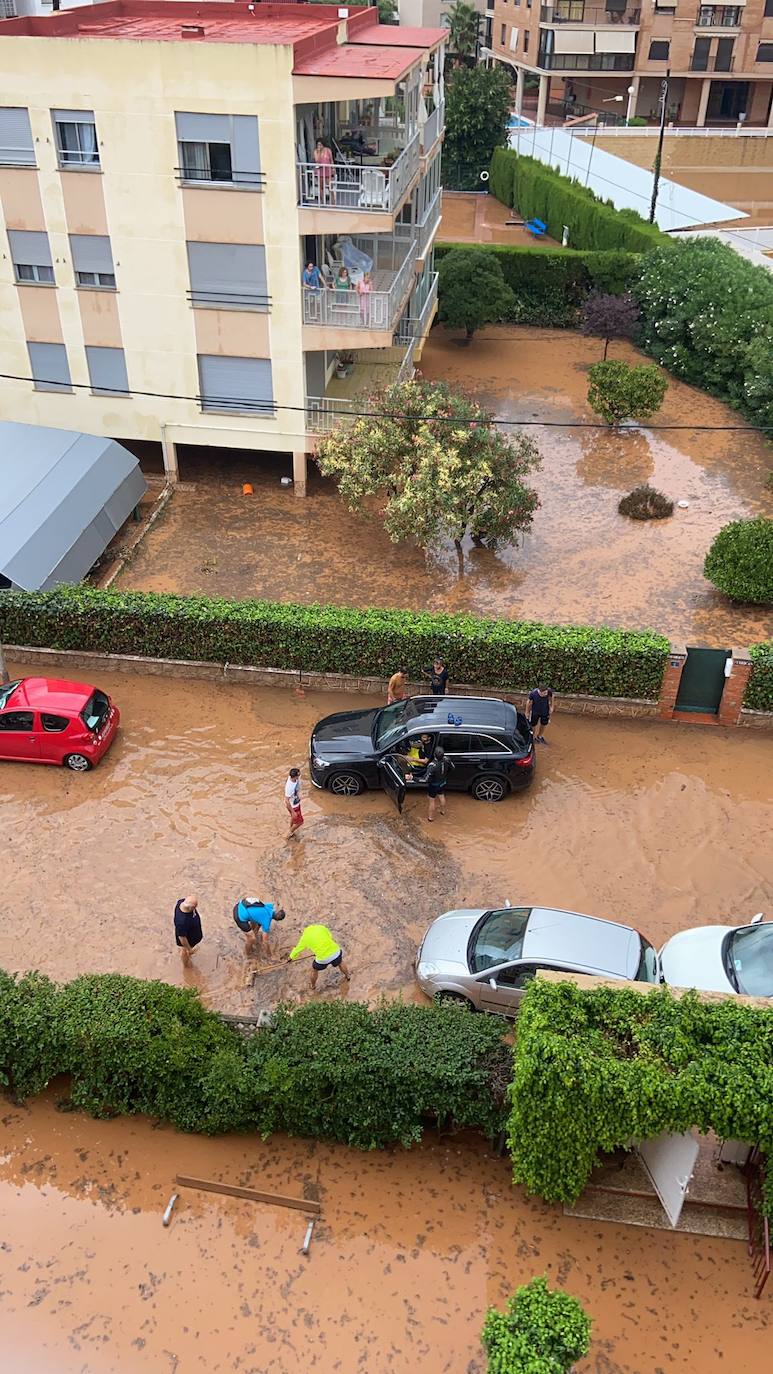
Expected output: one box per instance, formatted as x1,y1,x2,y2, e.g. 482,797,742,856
443,1,481,60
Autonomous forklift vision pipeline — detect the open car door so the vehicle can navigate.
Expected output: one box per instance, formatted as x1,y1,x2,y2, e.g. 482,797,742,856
378,754,407,814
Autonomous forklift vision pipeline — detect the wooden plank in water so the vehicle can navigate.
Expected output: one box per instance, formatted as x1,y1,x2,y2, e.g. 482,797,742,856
175,1174,320,1215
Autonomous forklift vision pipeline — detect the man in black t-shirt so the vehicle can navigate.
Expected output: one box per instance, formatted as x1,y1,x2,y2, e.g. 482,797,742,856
174,895,203,967
426,656,449,695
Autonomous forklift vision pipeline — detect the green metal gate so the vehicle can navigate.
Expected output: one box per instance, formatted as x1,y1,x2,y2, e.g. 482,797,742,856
674,647,730,715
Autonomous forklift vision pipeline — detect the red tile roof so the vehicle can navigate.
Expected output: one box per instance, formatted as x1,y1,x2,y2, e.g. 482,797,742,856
292,42,420,79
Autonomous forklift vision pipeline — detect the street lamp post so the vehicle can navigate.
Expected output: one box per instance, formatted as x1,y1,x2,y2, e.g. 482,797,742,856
649,68,671,225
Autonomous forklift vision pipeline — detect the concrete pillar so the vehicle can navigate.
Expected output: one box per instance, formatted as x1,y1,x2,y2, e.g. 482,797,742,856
696,79,711,129
717,650,753,727
161,432,178,483
658,644,687,720
536,74,549,128
515,66,525,118
293,450,308,497
626,77,640,124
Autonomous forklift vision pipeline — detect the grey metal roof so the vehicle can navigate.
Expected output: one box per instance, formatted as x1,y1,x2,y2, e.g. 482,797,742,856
0,421,147,591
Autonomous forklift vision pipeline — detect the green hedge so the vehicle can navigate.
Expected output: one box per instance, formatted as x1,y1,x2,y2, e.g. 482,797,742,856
0,969,510,1146
746,640,773,712
435,242,639,327
508,980,773,1216
490,148,670,254
0,586,670,700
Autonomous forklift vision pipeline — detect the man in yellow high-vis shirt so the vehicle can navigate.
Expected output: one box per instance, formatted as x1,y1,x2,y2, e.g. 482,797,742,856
289,923,352,990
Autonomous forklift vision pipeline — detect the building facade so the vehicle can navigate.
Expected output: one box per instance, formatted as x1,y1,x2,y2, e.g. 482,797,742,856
490,0,773,127
0,2,445,492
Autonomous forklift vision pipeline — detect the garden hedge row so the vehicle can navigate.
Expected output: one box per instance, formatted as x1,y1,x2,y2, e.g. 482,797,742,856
0,586,670,700
490,148,670,254
0,969,509,1147
508,980,773,1217
435,241,640,327
746,640,773,712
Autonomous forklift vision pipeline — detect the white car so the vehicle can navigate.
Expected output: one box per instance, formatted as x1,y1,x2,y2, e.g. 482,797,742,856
659,914,772,998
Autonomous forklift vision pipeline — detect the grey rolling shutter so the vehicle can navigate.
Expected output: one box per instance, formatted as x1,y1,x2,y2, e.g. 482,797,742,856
7,231,52,268
187,242,268,308
52,109,95,123
232,115,261,183
28,343,71,392
197,355,274,413
86,346,129,394
0,107,35,165
69,234,114,274
175,112,232,142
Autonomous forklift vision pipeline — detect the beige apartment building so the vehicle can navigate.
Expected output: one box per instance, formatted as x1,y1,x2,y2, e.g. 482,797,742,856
491,0,773,127
0,1,445,492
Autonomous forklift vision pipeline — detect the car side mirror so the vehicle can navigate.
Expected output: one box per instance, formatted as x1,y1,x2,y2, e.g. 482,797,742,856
751,913,764,925
489,978,497,989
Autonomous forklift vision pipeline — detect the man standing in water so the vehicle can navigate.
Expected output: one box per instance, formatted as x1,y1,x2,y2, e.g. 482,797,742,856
528,685,554,745
174,894,203,967
288,923,352,990
425,746,454,822
233,897,286,959
284,766,304,838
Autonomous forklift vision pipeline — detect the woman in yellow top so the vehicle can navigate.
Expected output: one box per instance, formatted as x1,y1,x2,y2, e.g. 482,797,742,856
289,923,352,990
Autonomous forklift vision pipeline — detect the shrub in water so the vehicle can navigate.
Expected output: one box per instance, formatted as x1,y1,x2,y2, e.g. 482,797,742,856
482,1276,591,1374
704,517,773,605
618,485,673,520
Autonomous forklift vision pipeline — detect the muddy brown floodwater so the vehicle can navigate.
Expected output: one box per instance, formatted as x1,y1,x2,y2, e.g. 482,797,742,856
2,667,772,1371
115,327,773,647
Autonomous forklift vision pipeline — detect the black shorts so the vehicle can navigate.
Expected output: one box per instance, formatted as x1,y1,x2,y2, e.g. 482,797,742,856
531,712,549,727
427,782,446,798
313,951,343,971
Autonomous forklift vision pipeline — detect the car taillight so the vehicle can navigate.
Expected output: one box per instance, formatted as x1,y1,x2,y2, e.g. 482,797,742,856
514,754,533,768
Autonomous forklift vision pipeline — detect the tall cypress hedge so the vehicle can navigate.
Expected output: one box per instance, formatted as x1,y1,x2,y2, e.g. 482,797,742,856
490,148,670,254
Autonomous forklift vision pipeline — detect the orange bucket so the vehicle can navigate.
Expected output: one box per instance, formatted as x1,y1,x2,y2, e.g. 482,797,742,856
242,483,253,496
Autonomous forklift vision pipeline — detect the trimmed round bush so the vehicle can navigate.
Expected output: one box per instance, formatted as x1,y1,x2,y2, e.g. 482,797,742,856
618,485,673,520
703,517,773,604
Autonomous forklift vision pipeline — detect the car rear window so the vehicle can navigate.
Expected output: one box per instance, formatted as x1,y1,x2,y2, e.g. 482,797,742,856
0,680,21,711
81,690,110,732
41,713,69,733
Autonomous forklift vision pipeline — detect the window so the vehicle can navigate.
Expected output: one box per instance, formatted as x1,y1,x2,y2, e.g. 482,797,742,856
197,354,274,414
41,713,69,733
500,22,506,42
524,30,530,53
81,691,110,732
7,230,54,285
175,112,262,187
469,908,530,973
187,242,269,310
69,234,116,289
488,963,537,989
52,109,99,168
468,734,510,753
0,106,35,167
766,0,773,15
27,342,71,393
648,40,670,59
509,26,518,50
439,732,473,753
758,42,773,61
86,346,129,396
724,925,773,997
0,711,34,731
697,5,741,24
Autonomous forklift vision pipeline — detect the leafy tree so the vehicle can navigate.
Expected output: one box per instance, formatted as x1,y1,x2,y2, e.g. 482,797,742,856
444,63,512,176
482,1277,592,1374
315,378,540,551
438,247,515,341
704,517,773,604
376,0,397,22
581,290,639,360
443,0,481,58
587,359,667,426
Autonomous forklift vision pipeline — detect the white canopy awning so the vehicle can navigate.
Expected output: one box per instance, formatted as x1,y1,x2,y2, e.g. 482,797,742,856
595,30,637,52
553,29,595,53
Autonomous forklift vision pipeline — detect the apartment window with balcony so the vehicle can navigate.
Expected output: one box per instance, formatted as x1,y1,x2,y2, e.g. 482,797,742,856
7,231,54,285
697,6,741,25
758,42,773,60
27,342,71,392
197,355,274,414
648,40,670,59
0,107,35,167
52,110,99,168
187,242,269,310
69,234,116,289
86,346,130,396
175,113,262,188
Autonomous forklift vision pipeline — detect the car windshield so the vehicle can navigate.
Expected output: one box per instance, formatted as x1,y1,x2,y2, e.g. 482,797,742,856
469,908,530,973
724,924,773,997
373,697,411,752
636,938,659,984
0,681,21,710
81,690,110,732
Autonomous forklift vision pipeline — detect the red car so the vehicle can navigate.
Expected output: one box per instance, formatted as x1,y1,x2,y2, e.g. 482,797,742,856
0,677,120,771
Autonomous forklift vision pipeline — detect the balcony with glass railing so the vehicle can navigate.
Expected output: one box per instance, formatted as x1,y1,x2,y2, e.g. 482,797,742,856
303,236,418,333
421,101,445,155
394,270,439,348
415,188,442,262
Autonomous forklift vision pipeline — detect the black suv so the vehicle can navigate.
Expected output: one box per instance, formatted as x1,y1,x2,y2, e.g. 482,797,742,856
309,696,535,807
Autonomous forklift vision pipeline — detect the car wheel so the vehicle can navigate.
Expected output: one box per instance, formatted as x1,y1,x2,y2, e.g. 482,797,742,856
64,753,93,772
434,991,475,1011
472,775,507,802
328,772,364,797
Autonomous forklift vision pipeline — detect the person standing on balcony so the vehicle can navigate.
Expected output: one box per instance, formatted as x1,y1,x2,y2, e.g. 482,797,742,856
335,265,352,291
357,270,373,326
302,262,323,290
314,139,335,205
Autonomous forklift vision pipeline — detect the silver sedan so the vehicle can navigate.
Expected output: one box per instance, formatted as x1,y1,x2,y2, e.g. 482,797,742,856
415,903,660,1016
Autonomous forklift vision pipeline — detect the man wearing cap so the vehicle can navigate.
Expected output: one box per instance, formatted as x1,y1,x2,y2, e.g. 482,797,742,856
233,897,286,959
288,923,351,990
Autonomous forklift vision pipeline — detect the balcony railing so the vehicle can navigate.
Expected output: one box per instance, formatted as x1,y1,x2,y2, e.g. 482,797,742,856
415,188,442,260
303,242,418,331
421,102,444,154
538,50,635,69
690,51,735,70
696,8,741,26
394,272,439,346
306,341,416,434
297,132,420,214
540,3,641,22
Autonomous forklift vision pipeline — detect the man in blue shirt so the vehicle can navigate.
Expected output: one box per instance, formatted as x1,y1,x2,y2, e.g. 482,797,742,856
233,897,286,958
302,262,322,290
